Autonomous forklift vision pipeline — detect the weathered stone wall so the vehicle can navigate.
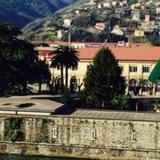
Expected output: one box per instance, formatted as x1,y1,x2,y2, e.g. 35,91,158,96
0,117,4,141
0,115,160,160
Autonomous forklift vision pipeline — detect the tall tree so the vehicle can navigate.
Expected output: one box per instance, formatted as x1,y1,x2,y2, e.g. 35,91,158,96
51,45,65,92
51,45,79,91
35,60,51,93
0,23,21,95
13,40,39,94
84,47,126,108
0,22,49,95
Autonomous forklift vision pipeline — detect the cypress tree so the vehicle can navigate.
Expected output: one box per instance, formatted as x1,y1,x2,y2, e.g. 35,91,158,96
84,47,126,108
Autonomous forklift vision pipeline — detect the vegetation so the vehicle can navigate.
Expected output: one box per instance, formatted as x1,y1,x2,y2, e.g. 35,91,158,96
153,102,160,112
111,95,129,110
35,60,51,93
0,23,51,95
36,118,50,143
0,0,78,28
5,118,24,142
84,47,126,108
22,0,160,44
51,45,79,92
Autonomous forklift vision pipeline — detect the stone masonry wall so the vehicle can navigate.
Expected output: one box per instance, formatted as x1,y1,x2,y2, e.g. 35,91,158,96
0,115,160,160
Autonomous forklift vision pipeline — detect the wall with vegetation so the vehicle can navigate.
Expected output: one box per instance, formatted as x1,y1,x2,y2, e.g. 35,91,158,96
0,115,160,160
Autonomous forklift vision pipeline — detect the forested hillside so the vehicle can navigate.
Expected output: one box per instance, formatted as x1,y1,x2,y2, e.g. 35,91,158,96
0,0,78,28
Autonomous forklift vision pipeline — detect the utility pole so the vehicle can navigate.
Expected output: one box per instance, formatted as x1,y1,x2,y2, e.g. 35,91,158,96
64,18,72,45
68,27,71,45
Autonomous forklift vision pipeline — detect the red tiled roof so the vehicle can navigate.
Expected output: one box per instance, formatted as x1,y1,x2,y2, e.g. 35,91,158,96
78,45,160,61
38,50,53,57
35,43,160,61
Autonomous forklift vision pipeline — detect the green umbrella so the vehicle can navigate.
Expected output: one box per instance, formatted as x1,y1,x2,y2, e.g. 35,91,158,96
148,59,160,83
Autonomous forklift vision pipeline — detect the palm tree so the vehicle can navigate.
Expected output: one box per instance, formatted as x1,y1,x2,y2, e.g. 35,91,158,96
51,45,79,91
51,45,65,93
63,45,79,89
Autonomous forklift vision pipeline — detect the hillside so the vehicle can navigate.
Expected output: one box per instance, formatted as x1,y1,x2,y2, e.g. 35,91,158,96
0,0,78,28
22,0,160,45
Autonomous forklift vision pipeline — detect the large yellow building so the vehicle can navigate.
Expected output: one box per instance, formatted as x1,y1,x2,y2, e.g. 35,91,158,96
35,42,160,95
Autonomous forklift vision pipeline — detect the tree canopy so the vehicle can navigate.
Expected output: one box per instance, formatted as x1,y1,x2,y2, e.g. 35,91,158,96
84,47,126,108
0,23,50,95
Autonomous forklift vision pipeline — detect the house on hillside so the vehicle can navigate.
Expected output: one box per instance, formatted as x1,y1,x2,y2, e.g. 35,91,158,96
103,1,111,8
131,9,140,21
111,25,124,36
95,22,105,31
114,7,124,15
63,19,72,27
141,21,158,32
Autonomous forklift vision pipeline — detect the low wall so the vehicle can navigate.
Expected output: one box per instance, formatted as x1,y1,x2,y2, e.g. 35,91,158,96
0,114,160,160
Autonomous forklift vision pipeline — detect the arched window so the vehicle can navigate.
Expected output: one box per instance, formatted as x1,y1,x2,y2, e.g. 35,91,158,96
70,76,78,93
129,79,138,95
141,80,149,92
156,81,160,92
55,76,63,94
129,79,137,90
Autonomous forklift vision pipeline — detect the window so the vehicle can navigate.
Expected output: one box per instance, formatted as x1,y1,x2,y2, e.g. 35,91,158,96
52,127,57,138
120,65,124,72
131,131,137,143
142,66,150,73
129,66,137,72
129,79,138,94
156,81,160,92
91,129,97,140
129,79,137,87
141,80,149,92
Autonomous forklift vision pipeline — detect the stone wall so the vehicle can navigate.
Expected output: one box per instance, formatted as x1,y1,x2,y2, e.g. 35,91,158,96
0,115,160,160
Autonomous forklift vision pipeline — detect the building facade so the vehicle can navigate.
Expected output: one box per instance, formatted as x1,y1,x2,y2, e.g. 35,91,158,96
35,42,160,95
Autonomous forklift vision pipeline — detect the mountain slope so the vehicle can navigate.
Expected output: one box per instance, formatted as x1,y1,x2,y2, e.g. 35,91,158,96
22,0,87,40
0,0,78,28
22,0,160,44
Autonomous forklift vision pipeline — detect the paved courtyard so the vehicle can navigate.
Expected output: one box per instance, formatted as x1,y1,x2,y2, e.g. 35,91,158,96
0,95,63,115
0,95,160,122
67,109,160,122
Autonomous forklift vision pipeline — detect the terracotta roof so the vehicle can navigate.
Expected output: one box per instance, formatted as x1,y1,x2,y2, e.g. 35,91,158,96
78,45,160,61
35,42,160,61
38,50,53,57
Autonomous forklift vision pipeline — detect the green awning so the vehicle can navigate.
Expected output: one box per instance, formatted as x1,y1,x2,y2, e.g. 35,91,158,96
148,59,160,83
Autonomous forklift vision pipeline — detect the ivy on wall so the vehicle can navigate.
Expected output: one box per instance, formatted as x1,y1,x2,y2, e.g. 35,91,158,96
36,118,50,143
5,118,24,142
